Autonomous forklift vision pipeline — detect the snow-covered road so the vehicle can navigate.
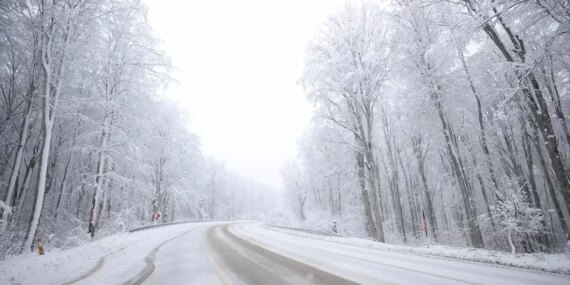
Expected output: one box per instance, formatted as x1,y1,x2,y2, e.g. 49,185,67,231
231,223,570,285
1,222,569,285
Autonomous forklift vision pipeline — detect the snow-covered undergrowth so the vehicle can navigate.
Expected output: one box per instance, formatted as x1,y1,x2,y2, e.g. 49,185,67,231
264,224,570,275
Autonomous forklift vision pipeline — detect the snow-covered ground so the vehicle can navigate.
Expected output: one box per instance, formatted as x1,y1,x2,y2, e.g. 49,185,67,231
0,222,224,285
1,222,569,285
260,224,570,275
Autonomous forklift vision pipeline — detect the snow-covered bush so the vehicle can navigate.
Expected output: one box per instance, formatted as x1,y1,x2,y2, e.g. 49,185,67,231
490,178,544,254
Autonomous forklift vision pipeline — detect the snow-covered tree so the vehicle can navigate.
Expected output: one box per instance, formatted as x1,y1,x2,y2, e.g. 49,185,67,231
301,3,392,242
490,178,545,254
287,0,569,253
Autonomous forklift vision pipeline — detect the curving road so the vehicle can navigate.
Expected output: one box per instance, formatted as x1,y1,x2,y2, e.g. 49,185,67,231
62,222,570,285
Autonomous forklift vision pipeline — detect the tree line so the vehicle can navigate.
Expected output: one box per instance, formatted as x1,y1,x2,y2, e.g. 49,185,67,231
284,0,570,254
0,0,274,257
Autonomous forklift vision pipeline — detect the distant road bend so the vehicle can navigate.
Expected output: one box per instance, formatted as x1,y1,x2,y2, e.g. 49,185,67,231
65,222,569,285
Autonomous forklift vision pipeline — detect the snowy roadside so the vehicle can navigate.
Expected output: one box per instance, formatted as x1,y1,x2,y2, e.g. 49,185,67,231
263,224,570,275
0,222,207,285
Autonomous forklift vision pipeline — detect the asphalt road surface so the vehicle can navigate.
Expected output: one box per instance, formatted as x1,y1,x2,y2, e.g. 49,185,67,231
64,222,570,285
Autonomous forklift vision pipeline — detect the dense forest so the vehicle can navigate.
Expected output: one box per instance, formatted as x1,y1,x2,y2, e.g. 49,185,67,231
283,0,570,254
0,0,275,258
1,0,569,260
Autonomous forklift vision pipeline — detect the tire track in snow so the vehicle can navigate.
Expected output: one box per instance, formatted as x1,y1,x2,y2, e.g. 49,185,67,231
60,256,105,285
62,221,196,284
206,224,361,285
121,226,204,285
235,224,481,285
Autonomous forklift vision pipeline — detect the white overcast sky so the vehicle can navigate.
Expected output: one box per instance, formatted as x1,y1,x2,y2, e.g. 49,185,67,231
145,0,349,188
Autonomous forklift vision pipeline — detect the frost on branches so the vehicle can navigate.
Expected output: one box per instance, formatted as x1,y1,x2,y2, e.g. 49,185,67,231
489,178,545,254
284,0,570,254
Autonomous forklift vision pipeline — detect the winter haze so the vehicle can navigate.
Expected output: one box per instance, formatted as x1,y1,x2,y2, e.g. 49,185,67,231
145,0,347,188
1,0,569,284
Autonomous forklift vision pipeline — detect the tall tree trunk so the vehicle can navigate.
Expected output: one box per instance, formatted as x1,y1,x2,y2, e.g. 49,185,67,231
398,150,419,239
54,153,72,223
422,61,484,247
457,47,500,191
466,1,570,231
0,90,34,232
521,125,551,251
88,114,110,237
24,103,53,251
543,59,570,149
412,134,438,241
24,27,57,251
210,166,216,220
366,147,386,242
380,111,407,242
357,151,379,240
23,2,71,251
533,124,569,238
14,138,41,226
464,134,496,233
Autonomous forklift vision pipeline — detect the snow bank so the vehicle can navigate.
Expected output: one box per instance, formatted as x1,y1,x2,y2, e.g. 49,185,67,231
0,222,203,285
264,224,570,275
